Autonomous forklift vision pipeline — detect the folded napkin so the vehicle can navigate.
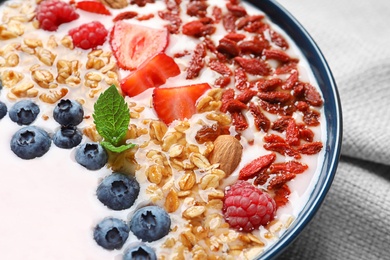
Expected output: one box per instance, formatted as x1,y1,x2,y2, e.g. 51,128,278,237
275,0,390,259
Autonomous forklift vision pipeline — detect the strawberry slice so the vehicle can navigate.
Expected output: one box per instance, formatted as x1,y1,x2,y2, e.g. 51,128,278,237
76,1,111,15
110,21,169,71
120,53,180,97
152,83,212,125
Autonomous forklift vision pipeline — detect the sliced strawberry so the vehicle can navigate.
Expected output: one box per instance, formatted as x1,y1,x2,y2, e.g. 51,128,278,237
76,1,111,15
110,21,169,71
120,53,180,97
153,83,212,125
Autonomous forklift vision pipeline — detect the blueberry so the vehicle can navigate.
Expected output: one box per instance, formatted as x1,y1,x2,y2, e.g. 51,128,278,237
97,173,140,210
129,206,171,242
75,142,107,170
9,100,40,125
123,244,157,260
10,126,51,159
53,126,82,149
53,99,84,126
0,101,7,119
93,217,129,250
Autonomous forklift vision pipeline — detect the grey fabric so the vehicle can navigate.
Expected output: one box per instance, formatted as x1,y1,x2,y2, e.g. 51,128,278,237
275,0,390,259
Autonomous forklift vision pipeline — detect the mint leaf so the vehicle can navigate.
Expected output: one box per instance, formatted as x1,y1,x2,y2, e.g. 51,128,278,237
93,85,134,152
101,141,136,153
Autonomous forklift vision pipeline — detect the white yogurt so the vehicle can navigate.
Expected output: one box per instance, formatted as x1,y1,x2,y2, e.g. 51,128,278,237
0,1,326,259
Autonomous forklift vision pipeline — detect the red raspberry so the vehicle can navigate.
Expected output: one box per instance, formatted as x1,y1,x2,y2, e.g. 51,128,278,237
36,0,79,31
68,21,108,50
223,181,276,232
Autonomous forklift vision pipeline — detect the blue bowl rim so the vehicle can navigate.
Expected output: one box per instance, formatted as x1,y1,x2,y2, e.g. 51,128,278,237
244,0,343,259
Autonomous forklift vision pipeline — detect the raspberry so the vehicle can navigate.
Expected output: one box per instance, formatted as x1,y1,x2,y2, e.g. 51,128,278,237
223,181,276,232
68,21,108,50
36,0,79,31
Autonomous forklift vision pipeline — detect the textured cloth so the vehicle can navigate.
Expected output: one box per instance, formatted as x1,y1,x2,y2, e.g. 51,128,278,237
274,0,390,259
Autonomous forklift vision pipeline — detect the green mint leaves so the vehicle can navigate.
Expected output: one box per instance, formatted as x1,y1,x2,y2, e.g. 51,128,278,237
93,85,135,153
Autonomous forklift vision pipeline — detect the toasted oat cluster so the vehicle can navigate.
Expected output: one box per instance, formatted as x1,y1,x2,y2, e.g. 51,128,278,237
0,0,324,259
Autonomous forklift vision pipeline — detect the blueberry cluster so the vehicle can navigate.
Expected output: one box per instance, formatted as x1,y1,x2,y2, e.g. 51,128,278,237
93,172,171,258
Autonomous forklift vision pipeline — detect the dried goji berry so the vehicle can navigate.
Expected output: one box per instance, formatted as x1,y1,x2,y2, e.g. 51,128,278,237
217,37,240,57
258,91,292,104
273,184,291,208
182,20,216,37
304,83,324,107
297,141,323,155
263,49,291,62
137,13,154,21
158,10,181,34
236,14,264,30
249,102,271,132
295,101,309,111
234,67,250,90
268,172,296,190
256,78,282,92
220,88,235,113
222,13,237,32
226,2,247,17
269,161,308,174
270,29,289,49
271,116,291,132
299,127,314,142
224,32,246,42
259,100,296,116
302,108,321,126
130,0,154,7
113,11,138,22
234,57,270,76
264,134,286,144
231,111,249,131
282,70,299,90
275,60,298,75
264,142,301,159
209,60,233,76
212,6,222,23
186,43,206,79
225,99,247,113
238,153,277,180
243,21,268,33
254,171,270,186
215,75,231,88
286,119,300,146
236,89,257,104
186,1,208,17
238,36,269,56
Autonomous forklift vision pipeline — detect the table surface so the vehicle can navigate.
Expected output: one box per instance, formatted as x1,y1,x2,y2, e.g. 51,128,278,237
275,0,390,259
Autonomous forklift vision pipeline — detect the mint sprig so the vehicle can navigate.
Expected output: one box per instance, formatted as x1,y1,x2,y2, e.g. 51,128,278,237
93,85,135,153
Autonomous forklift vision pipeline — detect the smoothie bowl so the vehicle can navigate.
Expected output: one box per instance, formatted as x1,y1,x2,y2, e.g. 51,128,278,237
0,0,341,259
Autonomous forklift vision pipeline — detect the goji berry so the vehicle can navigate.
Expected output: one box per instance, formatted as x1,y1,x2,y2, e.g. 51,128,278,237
297,141,323,155
249,102,271,132
158,10,181,34
226,2,247,17
286,119,300,146
299,127,314,142
182,20,216,37
258,91,292,104
282,70,299,90
275,60,298,75
236,89,257,104
234,57,271,76
270,29,289,49
269,161,308,174
236,14,264,30
271,116,292,132
209,60,233,76
186,1,208,17
255,77,282,92
222,13,237,32
113,11,138,22
238,153,276,180
234,67,250,90
239,36,269,56
137,13,154,21
212,6,222,23
273,184,291,208
263,142,301,159
224,32,246,42
268,172,296,190
263,49,291,62
302,108,321,126
254,171,270,186
295,101,309,111
225,99,247,113
220,88,235,113
186,43,206,79
217,37,240,57
231,111,249,131
304,83,324,107
214,75,231,88
263,134,286,144
130,0,154,7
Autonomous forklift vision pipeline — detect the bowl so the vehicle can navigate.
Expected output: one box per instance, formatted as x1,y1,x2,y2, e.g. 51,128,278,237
245,0,343,259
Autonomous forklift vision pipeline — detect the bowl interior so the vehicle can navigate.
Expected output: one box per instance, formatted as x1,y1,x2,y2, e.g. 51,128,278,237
245,0,343,259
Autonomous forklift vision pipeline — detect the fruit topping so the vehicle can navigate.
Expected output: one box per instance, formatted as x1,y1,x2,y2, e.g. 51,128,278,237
53,99,84,127
53,126,82,149
75,0,111,15
36,0,80,31
120,53,180,97
68,21,108,50
123,244,157,260
93,217,130,250
223,181,276,232
75,143,108,170
129,206,171,242
10,126,51,160
96,173,140,210
0,101,7,120
110,21,169,70
152,83,211,125
9,100,40,125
